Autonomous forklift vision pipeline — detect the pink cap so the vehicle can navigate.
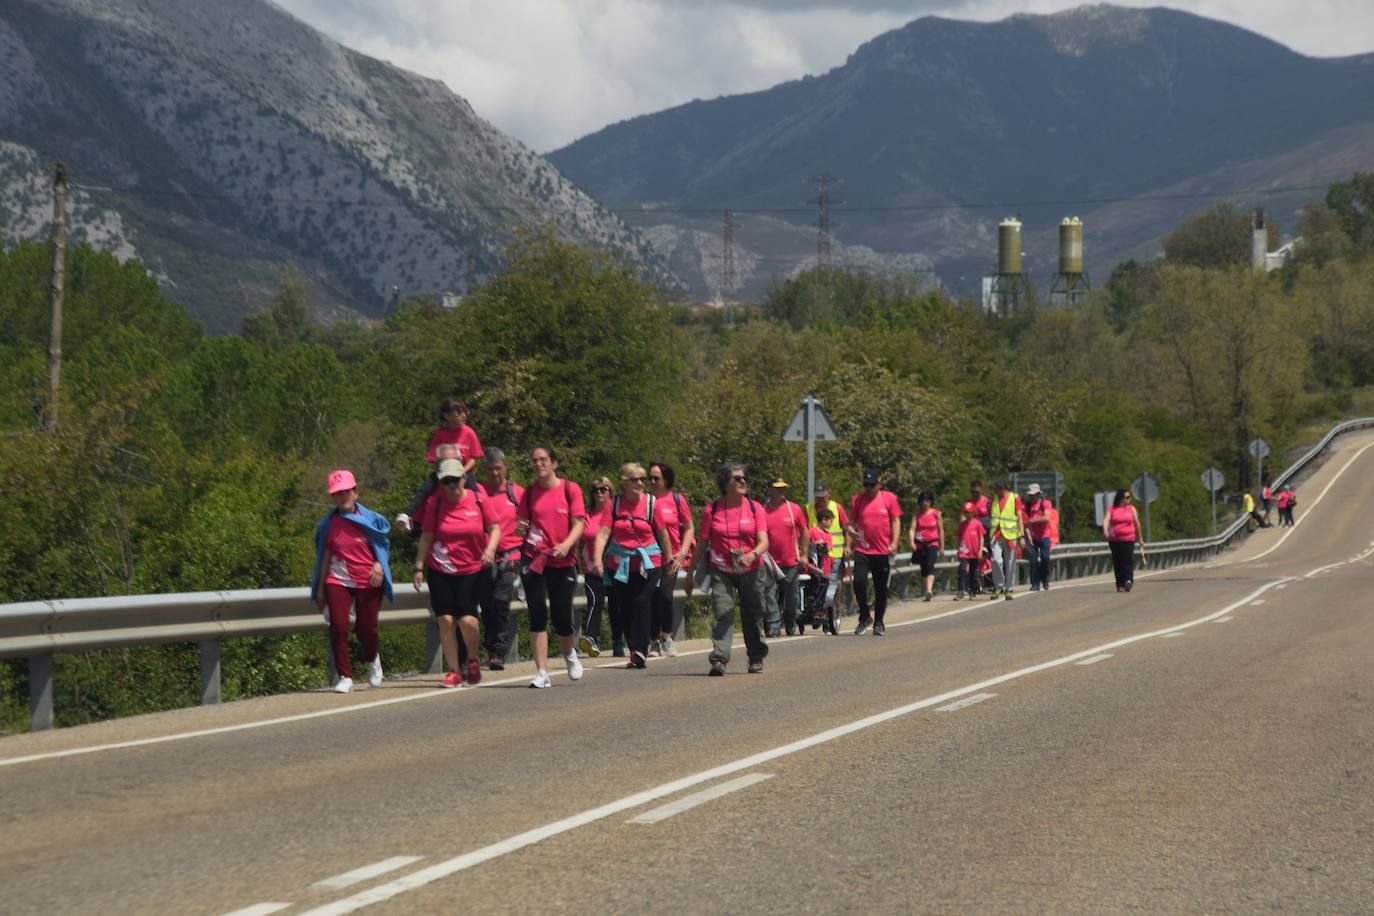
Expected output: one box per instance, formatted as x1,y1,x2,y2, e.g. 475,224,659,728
327,469,357,493
961,501,976,513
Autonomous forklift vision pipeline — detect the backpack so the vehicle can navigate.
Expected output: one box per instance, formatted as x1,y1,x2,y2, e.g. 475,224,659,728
612,492,656,535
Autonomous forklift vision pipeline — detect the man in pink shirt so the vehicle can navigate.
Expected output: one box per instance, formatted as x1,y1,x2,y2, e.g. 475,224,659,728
763,479,809,637
847,468,902,636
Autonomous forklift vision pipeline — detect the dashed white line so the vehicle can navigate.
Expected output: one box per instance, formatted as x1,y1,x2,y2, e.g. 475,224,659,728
222,904,291,916
627,773,774,824
310,857,425,891
936,693,997,712
1075,653,1114,666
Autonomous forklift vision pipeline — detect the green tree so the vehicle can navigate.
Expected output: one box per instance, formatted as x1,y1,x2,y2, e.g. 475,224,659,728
1163,203,1276,270
1325,172,1374,248
241,263,314,349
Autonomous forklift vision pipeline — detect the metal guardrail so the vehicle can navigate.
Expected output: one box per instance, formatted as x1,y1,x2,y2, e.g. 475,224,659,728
4,417,1372,732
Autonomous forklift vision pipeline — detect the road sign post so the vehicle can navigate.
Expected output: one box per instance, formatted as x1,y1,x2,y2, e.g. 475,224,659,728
1248,438,1271,492
783,393,837,501
1131,472,1161,543
1200,467,1225,536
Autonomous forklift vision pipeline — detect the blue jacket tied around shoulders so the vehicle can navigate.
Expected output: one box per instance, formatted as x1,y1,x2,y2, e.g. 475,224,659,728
311,503,395,604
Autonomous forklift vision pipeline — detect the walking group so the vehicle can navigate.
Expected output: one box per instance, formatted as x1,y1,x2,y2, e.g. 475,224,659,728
309,399,1150,691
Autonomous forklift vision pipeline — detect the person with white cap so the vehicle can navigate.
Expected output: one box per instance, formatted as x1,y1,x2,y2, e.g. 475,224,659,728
310,469,393,693
1022,483,1054,591
763,478,808,636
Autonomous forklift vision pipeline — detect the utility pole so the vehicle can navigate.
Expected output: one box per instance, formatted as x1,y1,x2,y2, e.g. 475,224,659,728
805,174,842,271
45,162,68,432
721,209,737,325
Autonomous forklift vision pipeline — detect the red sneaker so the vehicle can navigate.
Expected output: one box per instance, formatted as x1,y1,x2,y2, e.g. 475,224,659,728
441,671,463,688
466,658,482,686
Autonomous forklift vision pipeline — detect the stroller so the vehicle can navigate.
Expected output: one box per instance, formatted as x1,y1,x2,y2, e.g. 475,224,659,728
800,541,843,635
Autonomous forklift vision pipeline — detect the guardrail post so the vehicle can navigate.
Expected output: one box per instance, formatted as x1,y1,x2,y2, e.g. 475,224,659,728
504,610,522,666
199,639,221,705
29,654,53,731
326,644,338,687
425,618,442,675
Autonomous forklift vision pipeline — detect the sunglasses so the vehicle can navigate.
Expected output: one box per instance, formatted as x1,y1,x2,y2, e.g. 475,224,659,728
592,485,610,493
731,475,747,483
628,476,646,483
440,478,463,487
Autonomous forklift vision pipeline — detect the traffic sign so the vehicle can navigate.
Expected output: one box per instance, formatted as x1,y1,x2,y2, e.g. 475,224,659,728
1093,490,1115,527
1011,471,1064,502
783,397,836,442
1247,438,1271,459
1131,473,1161,503
1200,468,1225,492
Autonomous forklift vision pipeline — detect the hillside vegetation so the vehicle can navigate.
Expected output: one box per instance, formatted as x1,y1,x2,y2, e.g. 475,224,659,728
2,174,1372,732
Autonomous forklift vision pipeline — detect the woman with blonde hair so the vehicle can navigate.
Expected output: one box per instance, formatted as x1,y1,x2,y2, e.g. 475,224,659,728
590,463,672,669
580,475,617,657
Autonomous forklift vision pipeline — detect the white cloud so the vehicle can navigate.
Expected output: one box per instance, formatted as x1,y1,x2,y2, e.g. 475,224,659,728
273,0,1372,151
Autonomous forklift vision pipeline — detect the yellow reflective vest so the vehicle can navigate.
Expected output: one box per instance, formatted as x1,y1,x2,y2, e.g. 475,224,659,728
1243,493,1255,514
990,492,1021,540
806,499,846,559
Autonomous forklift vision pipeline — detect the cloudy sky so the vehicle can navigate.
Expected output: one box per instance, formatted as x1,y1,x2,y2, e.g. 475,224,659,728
274,0,1370,152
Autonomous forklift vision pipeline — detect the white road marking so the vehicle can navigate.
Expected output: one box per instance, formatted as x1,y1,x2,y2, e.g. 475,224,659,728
1075,653,1113,666
936,693,996,712
222,904,291,916
627,773,774,824
1214,616,1235,623
298,578,1293,916
1159,632,1185,639
1242,440,1374,564
310,857,425,891
1276,584,1288,590
1250,599,1266,606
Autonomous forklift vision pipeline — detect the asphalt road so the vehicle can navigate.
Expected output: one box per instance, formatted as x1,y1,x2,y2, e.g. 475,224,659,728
2,434,1372,915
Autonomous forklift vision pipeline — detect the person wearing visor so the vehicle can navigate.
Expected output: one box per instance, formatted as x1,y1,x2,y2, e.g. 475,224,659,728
414,459,501,687
847,468,902,636
763,478,808,637
311,469,393,694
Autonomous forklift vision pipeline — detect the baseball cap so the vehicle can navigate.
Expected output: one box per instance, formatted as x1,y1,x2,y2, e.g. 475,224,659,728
1027,483,1042,495
771,478,789,488
326,469,357,493
437,459,466,482
962,501,976,513
813,481,830,496
863,468,880,485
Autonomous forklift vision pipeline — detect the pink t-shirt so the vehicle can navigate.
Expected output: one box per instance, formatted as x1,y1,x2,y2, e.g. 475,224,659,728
849,489,902,556
325,515,377,588
968,495,990,523
422,488,500,575
808,526,834,576
425,424,484,464
1107,506,1138,542
1024,498,1052,537
582,502,612,567
652,491,693,556
604,493,666,575
913,508,942,545
478,481,525,553
763,500,807,567
957,518,985,559
701,498,766,573
517,479,587,569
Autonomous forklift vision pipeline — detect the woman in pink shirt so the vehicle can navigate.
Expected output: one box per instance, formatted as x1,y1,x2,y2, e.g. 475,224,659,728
906,491,943,602
847,468,903,635
686,462,771,676
590,463,673,669
515,446,587,689
1102,489,1145,592
412,459,501,687
579,475,620,658
648,462,694,657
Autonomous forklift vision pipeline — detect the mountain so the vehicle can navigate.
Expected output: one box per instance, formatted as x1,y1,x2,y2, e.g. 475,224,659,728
0,0,670,332
549,5,1374,298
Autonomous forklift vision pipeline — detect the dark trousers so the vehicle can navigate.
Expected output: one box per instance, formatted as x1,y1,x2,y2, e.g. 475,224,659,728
1109,540,1135,589
958,558,979,593
521,567,577,637
1026,538,1052,589
852,552,892,624
651,571,676,636
615,571,661,657
585,576,626,643
462,556,516,664
323,583,381,679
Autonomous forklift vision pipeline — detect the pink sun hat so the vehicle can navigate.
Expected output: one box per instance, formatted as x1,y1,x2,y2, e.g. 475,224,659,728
326,469,357,493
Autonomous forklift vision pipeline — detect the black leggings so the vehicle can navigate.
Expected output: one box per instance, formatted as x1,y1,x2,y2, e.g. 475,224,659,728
615,571,661,657
958,558,979,593
852,552,892,624
1109,540,1135,589
583,575,625,643
521,566,577,637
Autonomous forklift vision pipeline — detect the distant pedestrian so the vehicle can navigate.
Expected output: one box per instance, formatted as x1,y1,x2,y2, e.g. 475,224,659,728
686,463,770,676
763,478,808,636
580,475,616,657
1243,491,1269,529
806,481,848,574
1276,484,1296,526
648,462,694,657
987,480,1025,599
906,491,943,602
802,507,843,632
847,468,902,635
396,442,460,534
311,469,394,694
515,446,587,689
1103,489,1144,592
473,448,524,670
413,459,501,687
954,502,985,601
1022,484,1054,592
590,463,672,669
1261,482,1273,526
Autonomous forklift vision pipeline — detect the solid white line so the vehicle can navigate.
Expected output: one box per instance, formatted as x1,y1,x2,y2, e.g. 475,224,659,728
627,773,774,824
936,692,996,712
1075,653,1113,666
310,856,425,891
1242,440,1374,564
222,904,291,916
1214,616,1235,623
1276,584,1288,590
1250,599,1266,606
299,577,1292,916
1159,632,1185,639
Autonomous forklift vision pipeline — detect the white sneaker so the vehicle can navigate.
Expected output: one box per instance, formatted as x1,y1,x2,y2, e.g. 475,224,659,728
647,640,662,658
394,512,412,533
333,676,353,694
661,637,677,657
565,649,583,681
529,670,551,689
366,656,383,688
